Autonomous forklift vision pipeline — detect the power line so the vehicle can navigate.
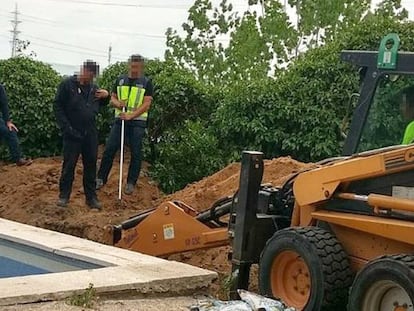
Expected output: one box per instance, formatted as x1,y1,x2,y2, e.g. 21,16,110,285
10,4,21,57
23,33,128,57
44,0,189,9
29,41,112,59
2,12,167,41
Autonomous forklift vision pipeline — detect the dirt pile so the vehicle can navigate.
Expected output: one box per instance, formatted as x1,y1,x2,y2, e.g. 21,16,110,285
0,154,162,243
164,157,311,211
167,157,311,296
0,154,309,297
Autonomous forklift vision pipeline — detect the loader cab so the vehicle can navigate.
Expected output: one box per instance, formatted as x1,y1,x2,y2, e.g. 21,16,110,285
356,74,414,152
341,35,414,155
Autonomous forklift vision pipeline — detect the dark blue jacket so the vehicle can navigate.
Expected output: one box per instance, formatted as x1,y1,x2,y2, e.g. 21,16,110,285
54,76,109,138
0,84,10,122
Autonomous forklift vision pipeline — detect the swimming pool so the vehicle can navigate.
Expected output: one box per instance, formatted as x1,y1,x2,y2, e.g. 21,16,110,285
0,218,216,307
0,238,103,278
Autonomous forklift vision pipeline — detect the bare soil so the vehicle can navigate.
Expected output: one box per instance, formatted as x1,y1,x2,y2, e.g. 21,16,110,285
0,151,309,298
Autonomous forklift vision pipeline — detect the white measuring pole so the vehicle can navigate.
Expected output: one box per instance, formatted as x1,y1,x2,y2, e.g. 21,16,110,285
118,106,126,201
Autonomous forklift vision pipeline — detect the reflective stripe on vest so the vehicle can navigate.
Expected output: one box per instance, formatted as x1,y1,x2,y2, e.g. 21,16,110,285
115,85,147,120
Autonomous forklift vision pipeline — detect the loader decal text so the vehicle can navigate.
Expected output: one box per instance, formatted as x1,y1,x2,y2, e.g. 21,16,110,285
185,236,201,247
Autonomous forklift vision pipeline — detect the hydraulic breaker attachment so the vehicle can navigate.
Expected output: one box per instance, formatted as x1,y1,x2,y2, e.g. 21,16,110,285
230,151,265,298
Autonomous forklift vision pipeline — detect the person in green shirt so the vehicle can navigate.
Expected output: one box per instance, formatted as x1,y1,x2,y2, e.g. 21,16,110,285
400,85,414,144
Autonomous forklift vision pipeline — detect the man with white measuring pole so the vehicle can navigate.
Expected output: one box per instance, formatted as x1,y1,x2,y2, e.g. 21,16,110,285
96,55,154,198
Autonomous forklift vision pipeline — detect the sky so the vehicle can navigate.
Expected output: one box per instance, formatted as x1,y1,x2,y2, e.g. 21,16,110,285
0,0,413,74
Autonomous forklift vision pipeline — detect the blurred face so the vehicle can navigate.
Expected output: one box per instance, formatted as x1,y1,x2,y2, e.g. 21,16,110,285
128,60,144,78
401,94,414,121
79,66,95,83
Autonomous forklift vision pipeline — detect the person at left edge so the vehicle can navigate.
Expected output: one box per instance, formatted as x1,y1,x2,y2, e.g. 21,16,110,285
54,60,109,210
0,84,33,166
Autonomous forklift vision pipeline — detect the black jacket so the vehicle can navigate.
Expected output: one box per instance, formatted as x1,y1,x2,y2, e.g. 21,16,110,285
54,76,109,139
0,84,10,122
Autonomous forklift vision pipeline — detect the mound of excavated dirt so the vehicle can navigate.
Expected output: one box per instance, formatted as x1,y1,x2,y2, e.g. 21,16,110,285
0,153,162,244
167,157,311,297
164,157,311,211
0,153,309,297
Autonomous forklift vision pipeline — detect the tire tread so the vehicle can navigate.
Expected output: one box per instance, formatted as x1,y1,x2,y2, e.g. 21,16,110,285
261,226,353,307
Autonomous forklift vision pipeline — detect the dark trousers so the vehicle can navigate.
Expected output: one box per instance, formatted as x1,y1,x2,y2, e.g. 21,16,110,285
98,120,146,185
59,130,98,201
0,119,22,162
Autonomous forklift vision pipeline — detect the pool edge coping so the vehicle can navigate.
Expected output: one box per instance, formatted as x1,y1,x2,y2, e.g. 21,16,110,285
0,218,217,306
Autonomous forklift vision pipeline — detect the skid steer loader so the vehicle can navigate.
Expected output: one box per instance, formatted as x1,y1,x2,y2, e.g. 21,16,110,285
108,33,414,310
229,33,414,311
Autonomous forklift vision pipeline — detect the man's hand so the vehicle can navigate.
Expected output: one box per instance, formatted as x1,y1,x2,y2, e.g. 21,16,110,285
119,112,133,121
6,121,18,132
95,89,109,99
116,100,127,110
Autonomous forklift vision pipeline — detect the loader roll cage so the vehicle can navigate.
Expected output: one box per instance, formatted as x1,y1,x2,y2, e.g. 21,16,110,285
341,50,414,155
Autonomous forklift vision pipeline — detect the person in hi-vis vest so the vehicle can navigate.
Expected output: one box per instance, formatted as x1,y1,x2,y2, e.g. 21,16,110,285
400,86,414,145
96,55,154,195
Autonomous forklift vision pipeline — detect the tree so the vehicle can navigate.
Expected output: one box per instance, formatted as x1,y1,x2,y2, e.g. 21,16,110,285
165,0,386,85
213,14,414,162
15,39,37,58
165,0,237,84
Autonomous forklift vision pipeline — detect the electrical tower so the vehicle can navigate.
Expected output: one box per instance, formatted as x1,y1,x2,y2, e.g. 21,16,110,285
108,44,112,66
10,4,21,57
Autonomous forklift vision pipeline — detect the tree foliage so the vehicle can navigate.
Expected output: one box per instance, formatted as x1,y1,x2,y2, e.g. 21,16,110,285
164,0,398,85
214,13,414,162
152,120,225,193
0,57,61,159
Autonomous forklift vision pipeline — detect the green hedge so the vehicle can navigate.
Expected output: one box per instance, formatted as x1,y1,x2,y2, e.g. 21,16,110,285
0,57,61,159
151,120,225,193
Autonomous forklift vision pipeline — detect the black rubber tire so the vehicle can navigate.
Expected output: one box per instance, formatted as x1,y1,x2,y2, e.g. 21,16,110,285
259,227,353,311
348,254,414,311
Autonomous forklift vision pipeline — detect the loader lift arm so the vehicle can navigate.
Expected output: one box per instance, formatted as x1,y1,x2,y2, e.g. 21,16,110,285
108,198,234,257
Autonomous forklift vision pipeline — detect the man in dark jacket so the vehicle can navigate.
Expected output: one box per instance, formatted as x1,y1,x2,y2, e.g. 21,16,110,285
54,61,109,209
0,84,32,166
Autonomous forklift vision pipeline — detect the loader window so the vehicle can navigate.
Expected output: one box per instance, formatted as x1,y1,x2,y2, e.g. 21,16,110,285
357,75,414,153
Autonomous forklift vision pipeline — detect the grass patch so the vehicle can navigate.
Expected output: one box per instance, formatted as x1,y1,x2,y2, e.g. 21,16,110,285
66,283,97,309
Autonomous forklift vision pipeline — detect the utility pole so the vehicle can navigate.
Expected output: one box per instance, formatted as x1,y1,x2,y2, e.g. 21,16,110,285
108,44,112,66
10,4,21,57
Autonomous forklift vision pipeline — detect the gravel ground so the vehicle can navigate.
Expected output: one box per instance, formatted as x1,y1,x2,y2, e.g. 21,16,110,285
0,297,199,311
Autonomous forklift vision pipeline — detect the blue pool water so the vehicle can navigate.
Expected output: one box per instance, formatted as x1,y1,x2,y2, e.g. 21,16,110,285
0,238,104,278
0,256,49,278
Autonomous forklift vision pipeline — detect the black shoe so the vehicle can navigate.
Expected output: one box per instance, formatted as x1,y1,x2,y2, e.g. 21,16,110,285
86,198,102,210
16,158,33,166
124,183,135,195
57,198,69,208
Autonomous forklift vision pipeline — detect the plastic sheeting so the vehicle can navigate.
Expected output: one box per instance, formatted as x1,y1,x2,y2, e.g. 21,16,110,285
189,290,296,311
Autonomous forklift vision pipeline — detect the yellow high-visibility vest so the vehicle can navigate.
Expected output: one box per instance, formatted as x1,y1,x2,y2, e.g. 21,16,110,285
115,78,147,121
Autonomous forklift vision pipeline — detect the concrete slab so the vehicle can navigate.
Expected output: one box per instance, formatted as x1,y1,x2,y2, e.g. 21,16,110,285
0,296,200,311
0,218,217,306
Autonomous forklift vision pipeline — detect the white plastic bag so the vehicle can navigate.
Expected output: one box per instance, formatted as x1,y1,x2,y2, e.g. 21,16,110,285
238,290,286,311
189,291,296,311
189,299,252,311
